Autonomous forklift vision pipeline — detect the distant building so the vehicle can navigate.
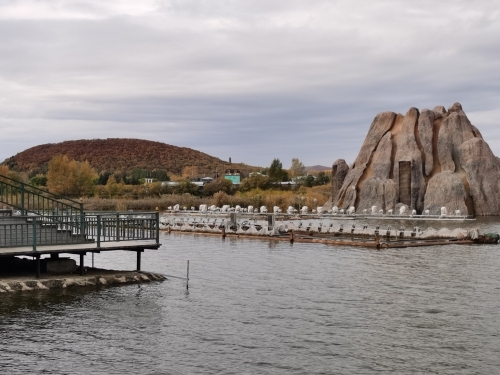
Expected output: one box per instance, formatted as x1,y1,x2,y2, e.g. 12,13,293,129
161,181,178,187
224,169,241,185
160,180,204,191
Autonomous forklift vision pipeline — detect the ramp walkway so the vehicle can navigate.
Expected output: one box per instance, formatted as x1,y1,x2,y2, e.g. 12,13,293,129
0,175,161,278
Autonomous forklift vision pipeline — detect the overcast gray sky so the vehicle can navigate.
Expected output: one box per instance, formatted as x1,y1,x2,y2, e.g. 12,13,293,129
1,0,499,169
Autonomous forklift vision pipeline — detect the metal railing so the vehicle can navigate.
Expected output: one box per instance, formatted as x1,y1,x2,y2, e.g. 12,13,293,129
0,175,159,250
0,175,83,217
0,211,160,250
0,214,87,249
84,212,160,247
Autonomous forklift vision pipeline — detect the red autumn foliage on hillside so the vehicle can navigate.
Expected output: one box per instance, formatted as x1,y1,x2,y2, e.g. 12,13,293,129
2,138,256,177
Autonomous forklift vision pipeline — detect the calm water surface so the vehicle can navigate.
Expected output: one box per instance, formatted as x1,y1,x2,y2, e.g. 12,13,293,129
2,219,500,374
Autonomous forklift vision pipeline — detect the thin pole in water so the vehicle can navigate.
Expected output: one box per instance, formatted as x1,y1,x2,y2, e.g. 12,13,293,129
186,260,190,290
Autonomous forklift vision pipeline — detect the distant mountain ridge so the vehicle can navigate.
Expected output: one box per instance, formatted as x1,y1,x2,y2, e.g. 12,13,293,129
2,138,256,177
306,165,330,172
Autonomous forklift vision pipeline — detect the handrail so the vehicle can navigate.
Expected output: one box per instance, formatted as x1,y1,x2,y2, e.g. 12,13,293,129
84,212,159,246
0,212,160,249
0,214,87,248
0,173,159,248
0,174,83,216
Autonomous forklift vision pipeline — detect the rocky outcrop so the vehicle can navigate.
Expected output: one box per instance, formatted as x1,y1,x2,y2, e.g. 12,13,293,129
458,137,500,215
393,107,426,212
371,132,392,179
438,110,476,173
357,178,386,212
323,159,350,210
423,171,468,215
332,159,350,194
0,270,166,292
336,112,396,208
330,102,499,215
418,109,438,176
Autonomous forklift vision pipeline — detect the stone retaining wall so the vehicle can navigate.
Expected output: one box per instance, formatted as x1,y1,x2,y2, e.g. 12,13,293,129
0,270,166,293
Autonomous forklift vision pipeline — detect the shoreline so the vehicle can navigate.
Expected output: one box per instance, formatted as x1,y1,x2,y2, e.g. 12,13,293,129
0,268,166,293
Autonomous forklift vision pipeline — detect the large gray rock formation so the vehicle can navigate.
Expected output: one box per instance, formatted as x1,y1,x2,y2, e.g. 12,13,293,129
329,102,499,216
323,159,349,210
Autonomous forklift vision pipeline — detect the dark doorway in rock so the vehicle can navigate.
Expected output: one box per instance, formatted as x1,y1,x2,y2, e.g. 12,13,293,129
399,161,412,206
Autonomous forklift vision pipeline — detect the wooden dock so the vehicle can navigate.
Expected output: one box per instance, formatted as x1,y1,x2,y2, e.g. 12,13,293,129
1,210,161,278
167,229,477,249
0,239,160,257
0,239,161,278
0,175,163,281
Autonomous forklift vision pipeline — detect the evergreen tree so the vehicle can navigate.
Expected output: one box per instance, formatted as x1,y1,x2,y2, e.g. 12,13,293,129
268,158,286,182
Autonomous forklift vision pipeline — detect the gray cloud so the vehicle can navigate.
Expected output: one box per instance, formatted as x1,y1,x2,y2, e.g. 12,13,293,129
1,0,500,169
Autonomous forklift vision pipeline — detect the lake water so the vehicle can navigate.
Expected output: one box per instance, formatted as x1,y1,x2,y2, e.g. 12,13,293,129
2,219,500,374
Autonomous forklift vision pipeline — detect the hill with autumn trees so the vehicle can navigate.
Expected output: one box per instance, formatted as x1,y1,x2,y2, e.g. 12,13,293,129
2,138,258,180
0,139,333,207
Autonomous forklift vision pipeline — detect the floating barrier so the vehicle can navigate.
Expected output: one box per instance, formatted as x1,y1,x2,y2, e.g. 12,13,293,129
159,212,497,249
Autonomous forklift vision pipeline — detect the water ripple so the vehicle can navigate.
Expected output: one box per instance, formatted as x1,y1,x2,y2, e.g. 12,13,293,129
2,219,500,374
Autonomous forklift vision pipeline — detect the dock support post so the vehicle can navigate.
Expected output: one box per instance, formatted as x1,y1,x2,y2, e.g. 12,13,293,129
221,226,226,239
289,230,294,244
79,253,84,275
35,254,41,279
136,250,143,271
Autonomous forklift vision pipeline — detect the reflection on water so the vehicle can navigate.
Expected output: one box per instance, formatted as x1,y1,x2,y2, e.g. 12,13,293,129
2,219,500,374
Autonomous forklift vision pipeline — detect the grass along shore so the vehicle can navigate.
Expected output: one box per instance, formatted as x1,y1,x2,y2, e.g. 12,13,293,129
80,186,331,212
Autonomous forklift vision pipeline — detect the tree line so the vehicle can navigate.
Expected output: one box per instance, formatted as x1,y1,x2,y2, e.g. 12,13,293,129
2,155,331,199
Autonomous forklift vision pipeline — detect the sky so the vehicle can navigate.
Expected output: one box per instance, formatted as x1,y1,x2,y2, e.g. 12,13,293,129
1,0,500,169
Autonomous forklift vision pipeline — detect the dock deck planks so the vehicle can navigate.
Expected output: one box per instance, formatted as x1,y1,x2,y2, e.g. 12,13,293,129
0,240,161,257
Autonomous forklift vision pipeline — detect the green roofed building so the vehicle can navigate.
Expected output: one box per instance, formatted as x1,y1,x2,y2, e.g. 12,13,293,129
224,169,241,185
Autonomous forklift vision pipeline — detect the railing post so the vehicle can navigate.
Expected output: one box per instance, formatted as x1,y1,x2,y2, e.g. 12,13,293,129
97,214,101,248
21,184,25,216
80,202,86,242
32,216,37,251
116,213,120,241
155,211,160,245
